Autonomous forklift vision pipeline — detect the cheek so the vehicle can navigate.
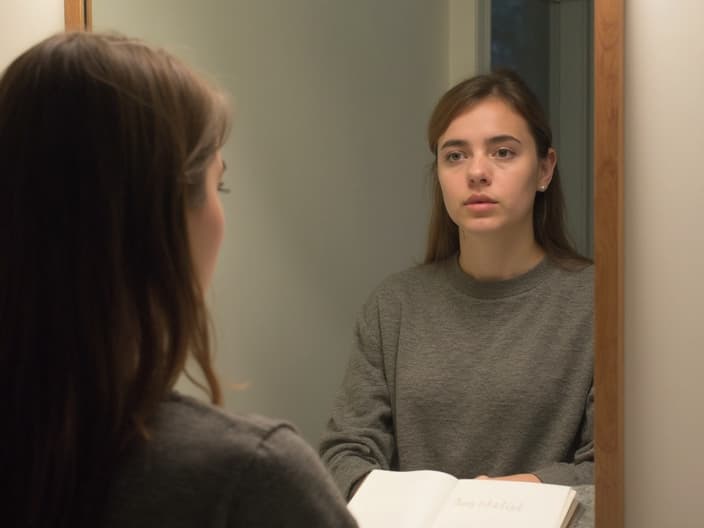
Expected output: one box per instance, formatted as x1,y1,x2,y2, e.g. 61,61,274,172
437,169,457,200
437,171,463,223
188,192,225,289
204,196,225,263
211,201,225,253
505,163,540,201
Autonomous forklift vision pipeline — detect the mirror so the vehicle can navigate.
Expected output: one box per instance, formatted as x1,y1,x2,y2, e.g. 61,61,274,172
65,0,624,526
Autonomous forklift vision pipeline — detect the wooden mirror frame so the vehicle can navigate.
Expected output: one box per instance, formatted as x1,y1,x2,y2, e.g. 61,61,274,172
64,0,90,32
593,1,624,526
64,0,625,526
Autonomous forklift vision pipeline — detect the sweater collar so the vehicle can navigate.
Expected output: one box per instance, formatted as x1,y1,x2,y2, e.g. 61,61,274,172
444,253,556,299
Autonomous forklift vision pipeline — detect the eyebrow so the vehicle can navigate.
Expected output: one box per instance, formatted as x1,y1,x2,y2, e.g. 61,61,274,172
439,135,522,151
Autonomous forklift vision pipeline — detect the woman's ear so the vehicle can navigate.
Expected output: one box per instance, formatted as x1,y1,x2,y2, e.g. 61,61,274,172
538,147,557,190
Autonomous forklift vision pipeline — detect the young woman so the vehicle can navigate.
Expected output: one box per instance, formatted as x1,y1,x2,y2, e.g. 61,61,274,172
0,32,356,527
320,70,593,499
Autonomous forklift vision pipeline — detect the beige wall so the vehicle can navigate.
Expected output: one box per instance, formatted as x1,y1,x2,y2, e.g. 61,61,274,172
0,0,64,70
624,1,704,526
449,0,487,85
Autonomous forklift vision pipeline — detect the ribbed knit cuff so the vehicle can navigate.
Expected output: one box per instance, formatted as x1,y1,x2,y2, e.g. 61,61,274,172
330,457,376,501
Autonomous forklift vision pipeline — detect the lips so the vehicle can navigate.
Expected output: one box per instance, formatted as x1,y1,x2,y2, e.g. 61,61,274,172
464,194,497,205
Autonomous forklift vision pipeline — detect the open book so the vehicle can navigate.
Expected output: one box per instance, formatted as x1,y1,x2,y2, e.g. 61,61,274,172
348,469,578,528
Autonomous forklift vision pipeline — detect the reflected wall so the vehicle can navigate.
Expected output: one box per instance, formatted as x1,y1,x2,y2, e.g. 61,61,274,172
93,0,449,444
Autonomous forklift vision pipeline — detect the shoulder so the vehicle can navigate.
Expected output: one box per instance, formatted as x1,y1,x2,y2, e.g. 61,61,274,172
233,422,357,526
153,393,348,487
548,261,594,297
152,392,293,455
107,394,356,526
354,259,457,333
124,392,299,486
366,259,453,306
539,261,593,321
169,396,359,526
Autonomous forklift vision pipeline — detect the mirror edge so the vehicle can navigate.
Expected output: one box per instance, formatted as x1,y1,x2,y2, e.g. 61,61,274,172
594,0,624,527
64,1,626,525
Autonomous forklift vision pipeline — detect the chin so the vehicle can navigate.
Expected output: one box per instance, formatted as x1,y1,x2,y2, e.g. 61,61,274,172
459,220,503,235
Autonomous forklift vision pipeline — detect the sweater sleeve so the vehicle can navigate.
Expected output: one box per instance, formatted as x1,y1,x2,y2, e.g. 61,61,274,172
231,424,358,527
533,384,594,485
319,292,397,500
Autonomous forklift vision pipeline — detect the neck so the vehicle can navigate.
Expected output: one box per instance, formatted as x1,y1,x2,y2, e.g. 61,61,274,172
457,227,545,281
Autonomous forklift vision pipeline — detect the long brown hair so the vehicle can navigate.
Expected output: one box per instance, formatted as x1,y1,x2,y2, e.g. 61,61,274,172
0,32,230,526
424,69,590,269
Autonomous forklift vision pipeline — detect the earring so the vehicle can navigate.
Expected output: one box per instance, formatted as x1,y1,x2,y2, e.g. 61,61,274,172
539,185,547,191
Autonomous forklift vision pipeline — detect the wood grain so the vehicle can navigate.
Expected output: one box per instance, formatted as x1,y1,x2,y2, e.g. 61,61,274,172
594,0,624,526
64,0,88,31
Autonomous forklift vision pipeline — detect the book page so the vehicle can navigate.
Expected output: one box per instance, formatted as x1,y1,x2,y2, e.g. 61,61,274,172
430,479,576,528
348,469,459,528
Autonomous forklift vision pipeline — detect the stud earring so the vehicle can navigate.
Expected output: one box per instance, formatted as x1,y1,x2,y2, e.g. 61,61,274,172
539,185,547,191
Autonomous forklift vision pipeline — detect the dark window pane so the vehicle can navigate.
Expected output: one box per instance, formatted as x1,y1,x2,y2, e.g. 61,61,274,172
491,0,551,114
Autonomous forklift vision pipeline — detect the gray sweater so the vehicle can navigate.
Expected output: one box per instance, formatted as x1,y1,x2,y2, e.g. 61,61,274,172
320,256,593,500
104,392,357,527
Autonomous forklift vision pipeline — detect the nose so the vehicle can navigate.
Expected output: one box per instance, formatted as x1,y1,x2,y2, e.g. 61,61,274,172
466,154,491,187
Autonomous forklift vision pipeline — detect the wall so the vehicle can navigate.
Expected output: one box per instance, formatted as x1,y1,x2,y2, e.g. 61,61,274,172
0,0,64,70
449,0,486,85
624,1,704,526
92,0,451,445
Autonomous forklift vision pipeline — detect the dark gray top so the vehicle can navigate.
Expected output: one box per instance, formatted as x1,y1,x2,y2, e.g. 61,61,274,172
320,256,594,499
572,485,594,528
104,392,357,527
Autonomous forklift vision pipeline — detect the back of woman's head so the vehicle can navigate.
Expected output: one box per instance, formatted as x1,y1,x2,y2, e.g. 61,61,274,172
0,32,229,526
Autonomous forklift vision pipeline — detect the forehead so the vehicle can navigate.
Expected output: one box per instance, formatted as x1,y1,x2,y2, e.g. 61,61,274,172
440,97,533,143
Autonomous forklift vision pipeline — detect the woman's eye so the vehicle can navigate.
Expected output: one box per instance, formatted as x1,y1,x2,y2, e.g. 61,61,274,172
217,181,230,194
445,151,465,163
494,147,514,159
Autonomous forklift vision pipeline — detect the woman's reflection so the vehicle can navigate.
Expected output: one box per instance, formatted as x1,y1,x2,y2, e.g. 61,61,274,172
320,70,594,500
